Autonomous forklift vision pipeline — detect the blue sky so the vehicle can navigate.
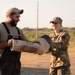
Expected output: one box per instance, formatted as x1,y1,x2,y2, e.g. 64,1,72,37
0,0,75,29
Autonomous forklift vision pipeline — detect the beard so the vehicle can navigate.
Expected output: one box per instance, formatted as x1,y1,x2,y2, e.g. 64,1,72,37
10,19,17,27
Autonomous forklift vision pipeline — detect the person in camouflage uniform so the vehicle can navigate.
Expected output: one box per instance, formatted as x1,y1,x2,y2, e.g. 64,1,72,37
49,17,71,75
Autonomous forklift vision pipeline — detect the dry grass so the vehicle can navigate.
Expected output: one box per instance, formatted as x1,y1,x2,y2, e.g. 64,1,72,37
20,47,75,75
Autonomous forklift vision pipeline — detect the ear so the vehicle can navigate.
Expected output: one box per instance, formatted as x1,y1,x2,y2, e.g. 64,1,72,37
7,14,12,18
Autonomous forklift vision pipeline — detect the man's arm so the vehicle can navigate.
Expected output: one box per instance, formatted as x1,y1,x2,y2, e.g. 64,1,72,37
0,42,9,49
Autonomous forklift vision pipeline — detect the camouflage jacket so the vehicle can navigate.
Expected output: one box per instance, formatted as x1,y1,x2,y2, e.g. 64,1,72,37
49,29,71,68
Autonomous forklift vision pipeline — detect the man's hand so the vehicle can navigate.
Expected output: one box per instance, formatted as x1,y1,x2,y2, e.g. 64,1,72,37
8,39,12,47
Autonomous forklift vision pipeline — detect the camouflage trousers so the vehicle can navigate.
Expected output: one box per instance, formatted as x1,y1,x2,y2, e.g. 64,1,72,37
49,66,71,75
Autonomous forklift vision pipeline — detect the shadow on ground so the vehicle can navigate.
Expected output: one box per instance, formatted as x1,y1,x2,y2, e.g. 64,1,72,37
21,67,49,75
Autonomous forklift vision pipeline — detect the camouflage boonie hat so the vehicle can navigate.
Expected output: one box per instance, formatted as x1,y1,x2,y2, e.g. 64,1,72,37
6,7,24,15
50,17,63,23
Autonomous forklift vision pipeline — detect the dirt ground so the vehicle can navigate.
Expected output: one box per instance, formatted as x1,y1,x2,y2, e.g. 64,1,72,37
20,47,75,75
